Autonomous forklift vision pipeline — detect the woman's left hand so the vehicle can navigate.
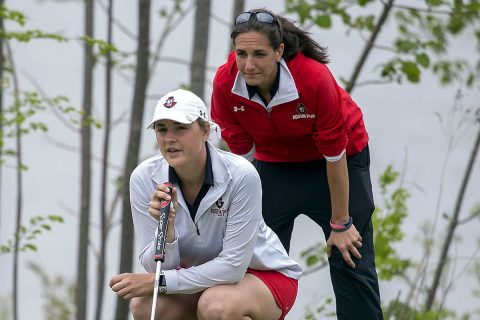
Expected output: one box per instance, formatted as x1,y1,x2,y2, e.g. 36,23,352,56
326,225,363,268
109,273,155,300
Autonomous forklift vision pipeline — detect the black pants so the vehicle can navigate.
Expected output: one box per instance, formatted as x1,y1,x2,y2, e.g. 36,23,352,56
254,146,383,320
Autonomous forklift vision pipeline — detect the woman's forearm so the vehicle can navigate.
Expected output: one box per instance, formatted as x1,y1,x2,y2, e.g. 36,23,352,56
326,153,350,224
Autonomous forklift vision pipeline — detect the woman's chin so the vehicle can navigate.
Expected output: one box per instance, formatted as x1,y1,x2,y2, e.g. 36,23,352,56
244,76,261,87
165,153,183,167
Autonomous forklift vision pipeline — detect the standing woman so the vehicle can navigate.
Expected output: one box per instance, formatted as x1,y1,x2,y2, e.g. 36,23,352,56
210,8,383,319
109,89,301,320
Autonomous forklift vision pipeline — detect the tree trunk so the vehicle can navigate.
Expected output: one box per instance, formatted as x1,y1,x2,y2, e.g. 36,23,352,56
424,127,480,311
75,0,94,318
94,0,113,319
190,0,211,99
13,81,21,320
114,0,151,318
345,0,394,94
5,38,22,320
229,0,245,52
0,0,4,230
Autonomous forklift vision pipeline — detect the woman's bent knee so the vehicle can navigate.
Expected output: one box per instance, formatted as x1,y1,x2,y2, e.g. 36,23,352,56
131,296,151,320
197,288,238,320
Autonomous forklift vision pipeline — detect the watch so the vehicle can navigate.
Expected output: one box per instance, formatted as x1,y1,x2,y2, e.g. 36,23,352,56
158,271,167,294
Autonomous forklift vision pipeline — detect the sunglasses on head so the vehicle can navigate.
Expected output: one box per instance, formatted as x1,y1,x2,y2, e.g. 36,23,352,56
235,11,281,30
234,12,283,40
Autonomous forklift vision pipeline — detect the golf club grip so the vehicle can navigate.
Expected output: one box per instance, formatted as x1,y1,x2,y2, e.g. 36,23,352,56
154,182,173,263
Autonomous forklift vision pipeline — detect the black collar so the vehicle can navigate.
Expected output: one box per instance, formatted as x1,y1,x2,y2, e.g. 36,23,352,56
246,62,280,105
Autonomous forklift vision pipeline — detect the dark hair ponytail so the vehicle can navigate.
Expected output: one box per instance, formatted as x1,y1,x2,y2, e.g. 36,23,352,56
278,16,329,63
231,8,329,64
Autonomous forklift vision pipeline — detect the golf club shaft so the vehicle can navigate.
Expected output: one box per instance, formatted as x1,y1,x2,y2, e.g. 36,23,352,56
150,183,172,320
150,261,162,320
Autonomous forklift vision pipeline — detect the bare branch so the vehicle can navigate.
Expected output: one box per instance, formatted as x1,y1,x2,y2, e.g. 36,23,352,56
96,0,137,41
22,72,79,133
42,134,123,172
302,261,328,276
392,3,453,15
148,2,195,79
425,126,480,310
345,0,395,93
106,180,122,230
210,13,230,27
354,79,394,88
110,108,130,129
373,44,397,53
150,55,218,72
458,206,480,225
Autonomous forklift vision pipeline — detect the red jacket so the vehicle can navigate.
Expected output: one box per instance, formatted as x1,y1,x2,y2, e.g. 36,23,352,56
211,52,368,162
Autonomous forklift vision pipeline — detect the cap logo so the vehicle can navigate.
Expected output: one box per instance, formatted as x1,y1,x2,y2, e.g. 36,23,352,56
163,96,177,108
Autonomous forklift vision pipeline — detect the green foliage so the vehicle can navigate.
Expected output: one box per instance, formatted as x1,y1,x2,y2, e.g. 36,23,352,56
0,91,101,166
48,95,102,129
286,0,480,87
286,0,346,25
300,241,327,268
372,165,411,280
383,299,462,320
432,59,472,85
1,4,66,42
0,294,12,320
0,29,66,42
0,91,49,166
315,14,331,28
28,262,75,320
300,164,476,319
81,35,118,57
0,5,26,26
472,259,480,303
0,294,13,320
0,215,64,255
159,0,186,17
304,296,336,319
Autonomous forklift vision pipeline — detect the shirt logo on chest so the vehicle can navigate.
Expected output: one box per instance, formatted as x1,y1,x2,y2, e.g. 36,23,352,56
210,197,228,216
292,103,315,120
233,106,245,112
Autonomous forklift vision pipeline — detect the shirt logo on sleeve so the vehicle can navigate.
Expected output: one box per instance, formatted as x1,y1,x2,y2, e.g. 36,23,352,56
233,106,245,112
210,197,228,216
292,103,315,120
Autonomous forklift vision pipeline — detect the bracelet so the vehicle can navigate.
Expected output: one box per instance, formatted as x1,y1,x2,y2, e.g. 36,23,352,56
330,216,353,233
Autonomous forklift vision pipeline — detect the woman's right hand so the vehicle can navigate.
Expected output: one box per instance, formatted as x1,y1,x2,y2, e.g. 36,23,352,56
149,184,178,243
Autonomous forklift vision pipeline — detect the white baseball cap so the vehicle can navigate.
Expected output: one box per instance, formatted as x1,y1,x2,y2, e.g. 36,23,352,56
147,89,208,129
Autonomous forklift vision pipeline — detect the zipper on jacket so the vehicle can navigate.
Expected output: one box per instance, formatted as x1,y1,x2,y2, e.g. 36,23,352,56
195,222,200,235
